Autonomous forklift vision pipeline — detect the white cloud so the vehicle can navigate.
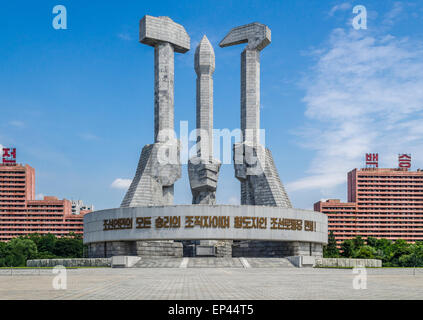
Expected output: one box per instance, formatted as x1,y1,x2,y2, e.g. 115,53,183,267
117,33,132,41
383,2,404,25
288,25,423,193
9,120,24,128
79,133,99,141
329,2,352,16
111,178,132,190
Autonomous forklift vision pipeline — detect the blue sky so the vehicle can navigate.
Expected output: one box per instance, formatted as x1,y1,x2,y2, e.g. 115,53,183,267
1,1,423,210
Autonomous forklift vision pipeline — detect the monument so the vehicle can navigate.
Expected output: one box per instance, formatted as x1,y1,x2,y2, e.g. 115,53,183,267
185,35,232,257
219,23,304,256
84,15,328,260
188,35,221,205
121,15,189,207
220,23,291,208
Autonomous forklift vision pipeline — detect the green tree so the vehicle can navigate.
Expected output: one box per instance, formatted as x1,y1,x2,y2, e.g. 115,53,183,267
366,236,377,247
68,232,82,240
0,242,8,267
323,231,339,258
386,239,411,267
23,233,41,247
353,245,377,259
398,242,423,267
22,233,58,259
340,239,355,258
53,237,83,258
37,233,57,253
372,238,392,263
375,238,392,250
36,251,57,259
352,236,365,250
5,238,38,267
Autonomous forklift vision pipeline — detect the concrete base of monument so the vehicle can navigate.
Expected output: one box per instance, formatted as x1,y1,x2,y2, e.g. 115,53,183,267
232,240,323,258
181,240,233,257
26,257,383,268
83,205,328,259
86,240,184,258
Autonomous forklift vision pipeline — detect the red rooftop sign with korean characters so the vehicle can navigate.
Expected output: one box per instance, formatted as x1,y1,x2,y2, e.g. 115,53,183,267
2,148,16,164
366,153,378,168
398,154,411,169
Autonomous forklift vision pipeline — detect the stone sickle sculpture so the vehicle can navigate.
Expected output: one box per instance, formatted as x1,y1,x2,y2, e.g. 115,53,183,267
188,35,221,204
220,23,291,207
121,15,190,207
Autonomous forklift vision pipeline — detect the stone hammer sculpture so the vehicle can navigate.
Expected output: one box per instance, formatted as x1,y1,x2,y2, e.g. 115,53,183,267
121,15,190,207
220,23,291,207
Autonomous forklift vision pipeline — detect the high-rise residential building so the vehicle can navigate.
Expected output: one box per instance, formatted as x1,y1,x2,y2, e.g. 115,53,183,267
314,165,423,245
71,200,94,215
0,157,90,241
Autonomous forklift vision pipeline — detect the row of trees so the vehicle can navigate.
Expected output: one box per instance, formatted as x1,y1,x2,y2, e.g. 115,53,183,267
0,233,84,267
324,231,423,267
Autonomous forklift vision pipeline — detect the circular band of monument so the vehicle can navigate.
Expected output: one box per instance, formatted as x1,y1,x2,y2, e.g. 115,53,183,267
83,205,328,245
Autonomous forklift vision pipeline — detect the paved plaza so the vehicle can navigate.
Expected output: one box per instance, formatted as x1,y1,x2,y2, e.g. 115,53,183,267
0,267,422,300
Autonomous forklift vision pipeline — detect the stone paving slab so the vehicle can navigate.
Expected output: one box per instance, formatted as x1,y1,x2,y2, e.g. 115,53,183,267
0,268,422,300
0,269,57,276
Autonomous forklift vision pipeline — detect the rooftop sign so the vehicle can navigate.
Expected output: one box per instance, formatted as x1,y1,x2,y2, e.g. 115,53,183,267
398,154,411,170
2,147,16,164
365,153,378,168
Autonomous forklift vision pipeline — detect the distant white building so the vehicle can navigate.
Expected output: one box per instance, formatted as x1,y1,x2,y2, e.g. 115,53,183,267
71,200,94,215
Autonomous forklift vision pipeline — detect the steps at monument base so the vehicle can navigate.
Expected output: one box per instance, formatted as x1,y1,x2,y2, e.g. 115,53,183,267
244,258,295,268
187,258,244,268
130,257,296,268
132,258,183,268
